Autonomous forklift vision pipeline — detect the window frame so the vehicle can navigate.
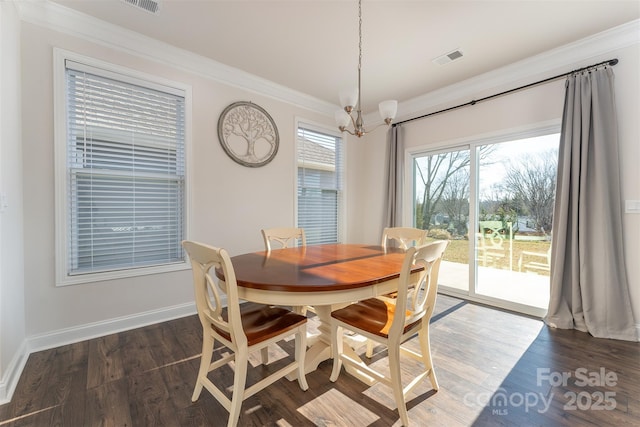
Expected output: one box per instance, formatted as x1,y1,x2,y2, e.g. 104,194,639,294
54,48,192,286
295,119,346,245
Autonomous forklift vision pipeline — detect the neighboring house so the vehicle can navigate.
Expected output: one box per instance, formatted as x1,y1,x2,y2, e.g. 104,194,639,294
298,137,335,173
297,135,341,244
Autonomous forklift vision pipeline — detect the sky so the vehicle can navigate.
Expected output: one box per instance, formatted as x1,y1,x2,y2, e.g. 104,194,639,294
413,132,560,203
479,133,560,195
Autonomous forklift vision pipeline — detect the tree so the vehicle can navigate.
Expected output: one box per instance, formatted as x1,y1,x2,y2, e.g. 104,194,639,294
415,146,495,230
479,185,520,234
502,150,557,234
440,169,470,236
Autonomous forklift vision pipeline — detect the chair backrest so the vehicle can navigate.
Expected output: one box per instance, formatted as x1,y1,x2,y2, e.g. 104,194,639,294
182,240,247,347
381,227,428,250
261,227,306,251
475,232,490,252
391,240,449,337
478,221,505,249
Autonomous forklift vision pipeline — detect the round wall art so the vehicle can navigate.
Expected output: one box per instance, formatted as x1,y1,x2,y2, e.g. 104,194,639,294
217,101,279,167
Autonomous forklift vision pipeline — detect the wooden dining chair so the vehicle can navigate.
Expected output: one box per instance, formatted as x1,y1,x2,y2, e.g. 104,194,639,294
381,227,428,250
261,227,306,251
261,227,312,315
366,226,430,357
329,240,449,427
182,240,308,427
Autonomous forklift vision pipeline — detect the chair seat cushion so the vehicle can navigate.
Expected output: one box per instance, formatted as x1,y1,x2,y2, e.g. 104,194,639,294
331,298,419,338
213,303,307,346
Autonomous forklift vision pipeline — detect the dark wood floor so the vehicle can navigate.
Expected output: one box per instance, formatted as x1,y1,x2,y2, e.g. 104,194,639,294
1,295,638,426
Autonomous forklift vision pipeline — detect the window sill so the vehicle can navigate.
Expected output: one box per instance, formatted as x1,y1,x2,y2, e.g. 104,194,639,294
56,261,190,287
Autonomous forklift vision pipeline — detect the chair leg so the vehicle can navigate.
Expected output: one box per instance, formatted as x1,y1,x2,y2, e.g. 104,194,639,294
329,324,343,382
388,345,409,426
419,329,439,391
227,348,248,427
293,305,307,315
192,332,214,402
260,347,269,365
295,325,309,391
365,339,374,358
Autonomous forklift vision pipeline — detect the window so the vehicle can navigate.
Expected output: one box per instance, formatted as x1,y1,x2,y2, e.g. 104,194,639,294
296,123,344,245
55,51,189,285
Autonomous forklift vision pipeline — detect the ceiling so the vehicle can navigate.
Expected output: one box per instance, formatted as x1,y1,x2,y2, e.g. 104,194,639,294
51,0,639,114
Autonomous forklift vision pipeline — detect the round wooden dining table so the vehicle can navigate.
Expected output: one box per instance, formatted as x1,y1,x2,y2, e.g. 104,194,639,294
218,243,419,376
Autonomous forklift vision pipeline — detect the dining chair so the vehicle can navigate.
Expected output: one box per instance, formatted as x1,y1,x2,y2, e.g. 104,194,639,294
329,240,449,427
475,231,506,267
261,227,306,251
518,245,551,273
261,227,312,315
182,240,308,427
381,227,428,250
366,226,429,357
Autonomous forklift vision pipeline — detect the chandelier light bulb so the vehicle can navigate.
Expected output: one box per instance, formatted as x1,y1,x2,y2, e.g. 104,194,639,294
379,100,398,124
339,87,359,112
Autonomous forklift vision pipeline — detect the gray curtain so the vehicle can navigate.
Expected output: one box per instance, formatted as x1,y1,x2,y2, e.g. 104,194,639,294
384,125,403,228
545,66,637,341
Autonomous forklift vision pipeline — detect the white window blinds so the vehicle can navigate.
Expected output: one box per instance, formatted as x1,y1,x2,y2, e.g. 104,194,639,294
65,60,186,275
297,125,343,245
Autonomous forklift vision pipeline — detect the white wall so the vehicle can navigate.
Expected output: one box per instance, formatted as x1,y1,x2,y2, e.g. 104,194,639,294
353,22,640,329
0,1,26,403
19,19,335,342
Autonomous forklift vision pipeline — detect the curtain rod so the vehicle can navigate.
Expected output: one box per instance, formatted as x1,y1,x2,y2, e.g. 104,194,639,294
392,58,618,127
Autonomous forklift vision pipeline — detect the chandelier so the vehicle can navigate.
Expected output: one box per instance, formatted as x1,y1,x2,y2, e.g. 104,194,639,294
335,0,397,137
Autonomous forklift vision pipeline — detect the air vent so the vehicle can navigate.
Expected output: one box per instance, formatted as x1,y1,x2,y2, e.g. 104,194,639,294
122,0,161,15
433,49,464,66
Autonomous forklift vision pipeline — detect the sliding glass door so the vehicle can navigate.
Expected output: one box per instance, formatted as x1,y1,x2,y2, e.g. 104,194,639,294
410,130,559,315
412,147,471,293
475,133,558,312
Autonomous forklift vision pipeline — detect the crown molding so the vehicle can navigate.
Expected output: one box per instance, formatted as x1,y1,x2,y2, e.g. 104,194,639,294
15,2,639,126
391,19,640,124
15,0,337,116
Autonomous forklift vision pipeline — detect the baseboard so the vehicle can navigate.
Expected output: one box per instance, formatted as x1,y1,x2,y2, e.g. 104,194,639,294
0,301,196,404
27,301,197,353
0,340,29,405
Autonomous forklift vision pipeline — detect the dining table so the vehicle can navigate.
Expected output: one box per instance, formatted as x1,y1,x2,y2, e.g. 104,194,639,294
216,243,422,380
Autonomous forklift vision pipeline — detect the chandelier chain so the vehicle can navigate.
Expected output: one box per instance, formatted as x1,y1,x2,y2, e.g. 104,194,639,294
358,0,362,73
336,0,396,137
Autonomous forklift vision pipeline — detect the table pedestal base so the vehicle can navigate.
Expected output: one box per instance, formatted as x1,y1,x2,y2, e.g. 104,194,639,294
286,305,378,385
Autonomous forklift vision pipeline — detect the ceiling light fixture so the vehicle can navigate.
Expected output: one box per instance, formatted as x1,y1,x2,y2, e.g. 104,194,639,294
335,0,397,137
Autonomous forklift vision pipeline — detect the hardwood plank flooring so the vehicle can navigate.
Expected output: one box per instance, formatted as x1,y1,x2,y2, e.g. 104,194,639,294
1,295,638,426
